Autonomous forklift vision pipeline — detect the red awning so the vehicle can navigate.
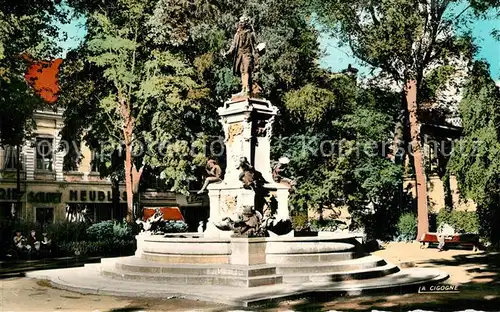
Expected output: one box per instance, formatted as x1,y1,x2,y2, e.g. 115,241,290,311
143,207,184,221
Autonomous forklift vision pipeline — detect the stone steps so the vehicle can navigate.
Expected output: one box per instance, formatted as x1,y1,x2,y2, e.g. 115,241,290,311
141,252,230,264
110,255,385,276
26,265,449,307
98,255,397,287
266,251,358,264
111,256,278,277
101,268,283,287
276,256,387,274
282,262,400,284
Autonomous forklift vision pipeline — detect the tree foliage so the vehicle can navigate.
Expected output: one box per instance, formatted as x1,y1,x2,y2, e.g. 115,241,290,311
311,0,475,87
0,0,62,146
273,75,403,239
61,0,321,200
448,61,500,244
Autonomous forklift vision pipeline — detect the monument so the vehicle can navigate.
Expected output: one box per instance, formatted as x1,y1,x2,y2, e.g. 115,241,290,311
205,15,291,238
27,15,449,307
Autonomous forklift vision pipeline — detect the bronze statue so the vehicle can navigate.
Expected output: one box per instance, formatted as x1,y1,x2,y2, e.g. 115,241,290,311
223,15,264,96
238,157,266,190
214,206,264,237
197,159,222,194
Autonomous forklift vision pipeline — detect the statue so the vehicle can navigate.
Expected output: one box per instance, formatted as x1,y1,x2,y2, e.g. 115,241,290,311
197,159,223,194
238,157,267,190
136,208,164,234
223,15,265,97
214,201,292,237
271,156,298,192
214,206,264,237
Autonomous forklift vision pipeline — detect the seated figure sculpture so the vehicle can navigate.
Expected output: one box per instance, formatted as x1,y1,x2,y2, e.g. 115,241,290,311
197,159,222,194
238,157,266,190
271,156,298,192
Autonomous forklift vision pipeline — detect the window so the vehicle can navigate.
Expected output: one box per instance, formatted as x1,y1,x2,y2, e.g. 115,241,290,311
36,138,53,171
35,207,54,224
91,150,102,173
0,202,16,219
3,146,19,170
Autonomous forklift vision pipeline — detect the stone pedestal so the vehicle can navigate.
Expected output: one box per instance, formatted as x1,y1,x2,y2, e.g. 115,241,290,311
205,97,290,237
230,238,267,265
219,97,278,183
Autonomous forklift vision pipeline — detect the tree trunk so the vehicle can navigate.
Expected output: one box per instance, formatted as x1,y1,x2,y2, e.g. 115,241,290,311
405,80,428,240
132,164,144,194
124,141,134,224
121,98,135,224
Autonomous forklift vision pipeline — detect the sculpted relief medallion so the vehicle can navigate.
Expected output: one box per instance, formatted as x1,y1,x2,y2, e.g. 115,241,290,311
221,195,238,214
226,123,244,145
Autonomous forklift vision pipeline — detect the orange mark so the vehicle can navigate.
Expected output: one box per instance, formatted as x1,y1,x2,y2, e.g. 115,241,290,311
24,58,63,104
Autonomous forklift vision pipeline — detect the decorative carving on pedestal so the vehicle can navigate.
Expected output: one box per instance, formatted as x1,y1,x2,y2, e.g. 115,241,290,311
207,96,292,237
221,195,238,214
226,123,243,145
242,116,252,141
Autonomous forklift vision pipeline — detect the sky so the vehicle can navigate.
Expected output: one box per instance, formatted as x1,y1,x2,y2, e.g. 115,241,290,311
56,6,500,79
318,7,500,80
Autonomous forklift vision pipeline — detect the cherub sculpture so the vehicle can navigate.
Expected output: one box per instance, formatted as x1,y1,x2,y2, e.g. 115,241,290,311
197,159,223,194
238,157,266,190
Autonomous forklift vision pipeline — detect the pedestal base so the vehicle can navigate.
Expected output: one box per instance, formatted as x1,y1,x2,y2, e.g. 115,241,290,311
205,181,290,238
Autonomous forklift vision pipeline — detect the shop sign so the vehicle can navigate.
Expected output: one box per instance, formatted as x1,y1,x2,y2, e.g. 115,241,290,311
28,191,62,204
0,188,22,201
68,190,127,202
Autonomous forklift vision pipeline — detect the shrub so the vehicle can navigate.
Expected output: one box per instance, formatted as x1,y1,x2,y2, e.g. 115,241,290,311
161,221,188,233
46,222,88,244
309,219,347,232
113,220,134,239
437,210,479,234
396,213,417,242
1,219,137,259
290,212,310,232
86,221,114,241
56,240,136,257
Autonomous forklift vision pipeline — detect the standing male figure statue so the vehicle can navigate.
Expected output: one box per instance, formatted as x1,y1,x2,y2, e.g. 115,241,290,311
224,15,262,96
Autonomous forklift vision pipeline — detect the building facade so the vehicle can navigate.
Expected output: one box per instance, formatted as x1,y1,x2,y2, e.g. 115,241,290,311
0,108,209,229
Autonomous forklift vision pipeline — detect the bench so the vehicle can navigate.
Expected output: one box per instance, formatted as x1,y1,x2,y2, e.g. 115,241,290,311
420,233,480,251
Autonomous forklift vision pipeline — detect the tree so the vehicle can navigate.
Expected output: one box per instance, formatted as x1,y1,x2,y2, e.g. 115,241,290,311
1,1,63,213
61,0,208,223
272,73,403,239
62,0,323,221
448,61,500,246
310,0,477,239
0,1,62,145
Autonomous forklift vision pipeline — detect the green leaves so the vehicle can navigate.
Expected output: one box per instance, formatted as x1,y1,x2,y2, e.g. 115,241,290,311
448,61,500,243
275,76,402,224
61,0,212,197
312,0,476,85
284,84,336,124
0,2,61,145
